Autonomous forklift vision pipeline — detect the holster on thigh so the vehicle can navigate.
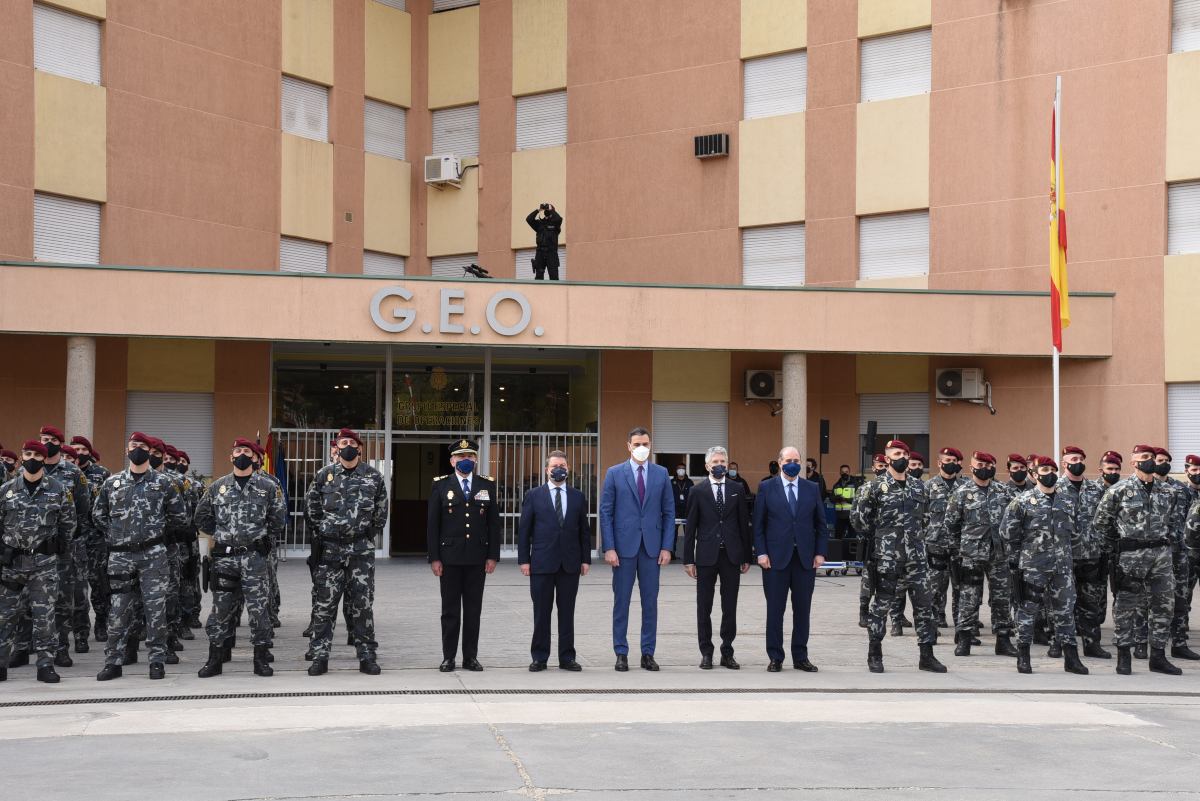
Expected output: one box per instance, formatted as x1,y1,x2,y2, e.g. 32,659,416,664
213,571,240,593
107,570,138,595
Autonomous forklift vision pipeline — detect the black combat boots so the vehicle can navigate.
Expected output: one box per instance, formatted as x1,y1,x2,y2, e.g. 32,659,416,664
253,646,274,677
1062,644,1089,675
954,631,971,657
1171,644,1200,661
1016,643,1032,674
221,634,235,663
867,640,884,673
1116,645,1132,675
308,658,328,676
994,634,1018,657
919,644,947,673
858,605,869,629
1047,640,1062,658
197,644,223,678
359,653,381,675
1134,642,1148,659
96,664,123,681
36,664,60,683
1083,640,1112,659
1149,647,1182,676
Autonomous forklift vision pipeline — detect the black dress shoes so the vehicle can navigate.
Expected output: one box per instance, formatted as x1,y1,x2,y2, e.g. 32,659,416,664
559,661,582,671
529,661,547,672
720,655,740,670
615,654,629,672
439,659,456,672
794,659,818,672
463,658,484,672
640,654,660,671
767,660,783,672
699,655,713,670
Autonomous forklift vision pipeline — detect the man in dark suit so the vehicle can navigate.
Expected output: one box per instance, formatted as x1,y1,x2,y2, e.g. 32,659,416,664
517,450,591,672
684,445,752,669
599,426,675,671
427,439,500,672
754,445,829,672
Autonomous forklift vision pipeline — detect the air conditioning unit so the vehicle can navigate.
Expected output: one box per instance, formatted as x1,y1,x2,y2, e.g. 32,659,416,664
745,370,783,400
935,368,985,400
694,133,730,159
424,154,461,186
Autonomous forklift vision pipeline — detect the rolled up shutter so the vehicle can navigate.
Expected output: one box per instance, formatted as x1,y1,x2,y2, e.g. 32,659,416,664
1168,383,1200,459
34,193,101,264
125,391,214,477
432,0,477,10
858,393,930,435
282,76,329,142
742,224,805,286
859,210,929,280
860,28,931,103
431,104,479,157
1173,0,1200,52
364,99,407,160
743,50,807,119
33,3,101,85
652,402,730,454
516,91,568,150
1168,181,1200,255
515,247,566,279
430,254,477,278
364,251,406,276
280,237,328,273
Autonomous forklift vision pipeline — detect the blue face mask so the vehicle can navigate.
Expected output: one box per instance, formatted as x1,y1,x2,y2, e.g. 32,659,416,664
781,462,803,478
710,464,727,478
456,458,475,475
549,466,568,483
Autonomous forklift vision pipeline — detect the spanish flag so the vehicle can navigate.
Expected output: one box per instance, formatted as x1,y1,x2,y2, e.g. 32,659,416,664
1049,97,1069,352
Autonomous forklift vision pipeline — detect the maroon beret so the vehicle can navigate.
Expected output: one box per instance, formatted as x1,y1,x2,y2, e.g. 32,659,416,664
146,436,166,452
939,447,963,460
1007,453,1028,466
232,438,257,451
1132,444,1156,455
60,444,77,458
0,449,17,461
973,451,996,464
885,440,910,453
91,449,100,461
872,453,886,463
909,451,926,464
39,425,65,442
1062,445,1085,457
1154,447,1172,460
70,435,95,452
22,439,49,458
1185,454,1200,467
1101,450,1123,465
177,451,190,464
336,427,362,446
1033,456,1057,469
250,442,265,457
128,431,153,448
163,444,181,459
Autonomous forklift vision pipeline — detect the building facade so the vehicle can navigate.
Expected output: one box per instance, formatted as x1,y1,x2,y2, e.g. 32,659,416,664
1,0,1198,555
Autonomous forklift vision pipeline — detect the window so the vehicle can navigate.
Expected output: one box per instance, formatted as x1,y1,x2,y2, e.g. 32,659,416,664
431,105,479,158
515,247,567,280
364,99,407,160
516,91,568,150
33,193,100,264
742,224,805,286
743,50,807,119
373,0,407,10
858,210,929,280
1168,181,1200,255
33,3,101,85
281,76,329,142
279,237,328,273
1174,0,1200,52
858,393,930,472
1168,383,1200,458
432,0,477,10
363,250,406,276
860,28,931,103
651,402,730,456
125,392,214,477
430,254,477,278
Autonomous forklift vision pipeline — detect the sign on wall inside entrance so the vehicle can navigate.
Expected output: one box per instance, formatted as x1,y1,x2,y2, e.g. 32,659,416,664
370,286,545,338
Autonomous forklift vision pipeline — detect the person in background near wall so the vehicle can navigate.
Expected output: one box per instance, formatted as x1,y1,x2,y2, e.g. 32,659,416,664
806,458,828,502
728,462,753,499
670,463,694,559
525,203,563,281
831,465,858,540
761,461,780,485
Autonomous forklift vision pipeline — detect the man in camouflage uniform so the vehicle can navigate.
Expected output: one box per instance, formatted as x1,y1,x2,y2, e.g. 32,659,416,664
36,425,90,667
1,449,17,481
153,443,192,661
1058,446,1111,660
60,443,96,654
944,451,1017,657
0,441,76,683
250,443,283,629
851,440,946,674
923,447,964,636
852,453,888,629
70,435,111,644
1000,456,1088,674
92,432,190,680
305,427,388,676
173,449,204,634
1181,455,1200,648
194,438,285,678
1154,448,1200,661
1093,445,1182,676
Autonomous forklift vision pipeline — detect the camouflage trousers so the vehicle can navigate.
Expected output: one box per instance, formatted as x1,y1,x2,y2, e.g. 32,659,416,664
69,537,92,638
1113,546,1174,649
179,539,202,625
1016,567,1076,646
87,538,110,632
955,557,1013,637
1172,549,1191,646
268,548,281,620
310,545,377,660
205,551,273,647
929,562,959,626
54,542,76,649
165,541,184,633
1072,558,1108,647
0,553,59,667
868,538,937,644
104,545,170,666
858,535,874,611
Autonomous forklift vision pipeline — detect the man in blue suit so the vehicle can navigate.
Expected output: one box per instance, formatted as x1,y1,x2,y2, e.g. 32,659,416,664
754,445,829,672
517,450,591,672
599,426,675,671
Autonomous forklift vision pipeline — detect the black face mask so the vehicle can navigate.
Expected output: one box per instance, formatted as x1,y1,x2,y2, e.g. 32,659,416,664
1188,473,1200,486
908,467,925,478
232,454,254,471
1135,458,1156,475
973,467,996,481
2,462,14,474
1010,470,1028,484
874,467,887,476
941,462,961,476
1038,472,1058,488
1155,462,1171,476
76,453,91,466
1103,472,1121,485
890,457,910,474
339,446,360,462
149,455,164,470
43,442,60,458
22,458,44,474
1066,462,1086,477
128,447,150,466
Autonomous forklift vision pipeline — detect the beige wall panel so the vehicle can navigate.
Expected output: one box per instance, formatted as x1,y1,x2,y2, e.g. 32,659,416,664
856,93,928,214
282,0,333,85
652,351,731,402
126,338,215,393
428,5,479,109
280,134,333,243
426,158,479,257
855,354,929,394
1165,255,1200,382
364,154,411,256
858,0,930,38
214,341,271,461
599,351,653,481
739,112,805,227
1167,51,1200,182
854,276,928,289
34,72,106,202
511,146,565,248
740,0,807,58
365,0,412,107
42,0,104,18
513,0,567,95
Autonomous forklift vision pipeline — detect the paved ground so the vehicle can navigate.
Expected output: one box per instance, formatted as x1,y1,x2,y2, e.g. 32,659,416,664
3,559,1200,800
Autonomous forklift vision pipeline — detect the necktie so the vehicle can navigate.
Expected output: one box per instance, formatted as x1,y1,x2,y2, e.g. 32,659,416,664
462,478,470,498
787,481,797,514
554,486,564,526
715,482,724,515
637,465,646,505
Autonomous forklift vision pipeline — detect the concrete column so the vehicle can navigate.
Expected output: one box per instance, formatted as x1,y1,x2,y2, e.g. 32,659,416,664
781,352,807,462
65,336,97,441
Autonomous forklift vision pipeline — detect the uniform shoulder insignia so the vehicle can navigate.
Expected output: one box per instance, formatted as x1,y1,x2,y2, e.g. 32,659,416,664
433,474,448,482
183,479,192,490
66,490,73,503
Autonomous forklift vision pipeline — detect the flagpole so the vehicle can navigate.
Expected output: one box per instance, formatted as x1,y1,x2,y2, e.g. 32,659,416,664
1052,75,1062,462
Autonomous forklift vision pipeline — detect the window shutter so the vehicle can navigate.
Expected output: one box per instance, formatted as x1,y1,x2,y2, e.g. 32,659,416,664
860,28,931,103
742,224,805,286
279,237,328,273
1169,383,1200,459
432,0,478,10
514,247,567,279
363,251,406,276
430,254,477,278
33,3,101,85
859,210,929,280
1168,181,1200,255
34,193,100,264
364,99,407,160
516,91,568,150
431,105,480,158
373,0,407,10
652,402,730,454
858,393,930,435
1174,0,1200,52
125,392,215,477
281,76,329,142
743,50,807,119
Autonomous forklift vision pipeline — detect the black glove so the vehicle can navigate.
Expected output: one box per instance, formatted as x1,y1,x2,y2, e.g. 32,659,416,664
201,556,212,593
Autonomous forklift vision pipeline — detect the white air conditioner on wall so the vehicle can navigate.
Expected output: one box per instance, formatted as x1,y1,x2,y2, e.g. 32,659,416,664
424,154,461,187
935,368,985,400
745,370,783,400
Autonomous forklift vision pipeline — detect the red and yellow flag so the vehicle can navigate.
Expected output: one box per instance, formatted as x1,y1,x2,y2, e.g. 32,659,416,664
1049,102,1069,351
